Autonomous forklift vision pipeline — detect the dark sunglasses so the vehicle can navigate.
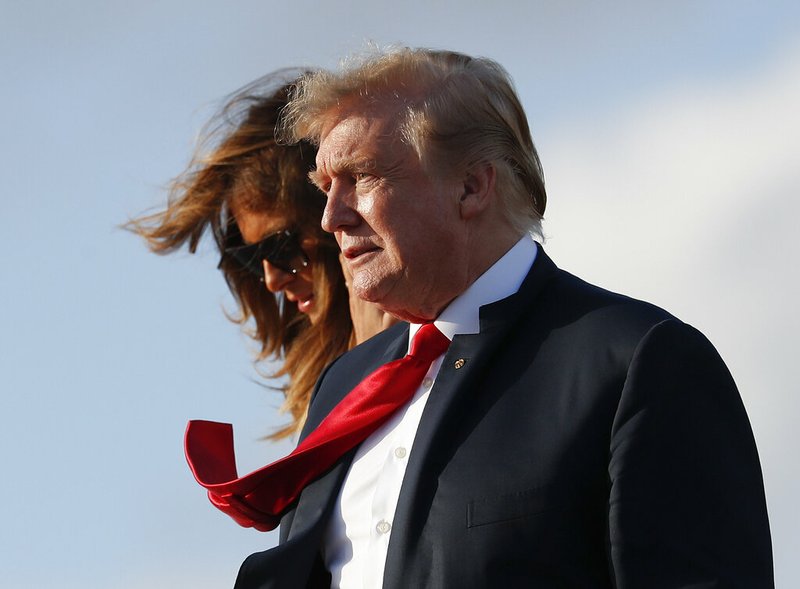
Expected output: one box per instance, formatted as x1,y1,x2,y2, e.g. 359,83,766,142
222,226,310,281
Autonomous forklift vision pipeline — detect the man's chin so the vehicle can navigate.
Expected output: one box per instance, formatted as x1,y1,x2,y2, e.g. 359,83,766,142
352,275,435,322
370,295,436,324
351,275,387,305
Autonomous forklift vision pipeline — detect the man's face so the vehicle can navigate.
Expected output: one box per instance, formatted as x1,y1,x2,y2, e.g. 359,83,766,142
312,108,468,322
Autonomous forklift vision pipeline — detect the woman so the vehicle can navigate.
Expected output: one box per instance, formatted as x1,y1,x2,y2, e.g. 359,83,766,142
129,70,392,439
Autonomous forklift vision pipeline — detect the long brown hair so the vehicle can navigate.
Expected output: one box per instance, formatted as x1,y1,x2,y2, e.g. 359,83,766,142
127,70,352,439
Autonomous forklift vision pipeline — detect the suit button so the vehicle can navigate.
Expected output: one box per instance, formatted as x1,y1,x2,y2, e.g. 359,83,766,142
376,520,392,534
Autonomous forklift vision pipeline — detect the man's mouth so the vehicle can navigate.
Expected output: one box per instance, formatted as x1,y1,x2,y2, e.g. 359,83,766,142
342,243,380,261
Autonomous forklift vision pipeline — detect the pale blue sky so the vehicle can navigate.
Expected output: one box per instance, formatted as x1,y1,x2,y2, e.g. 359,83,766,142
1,1,798,587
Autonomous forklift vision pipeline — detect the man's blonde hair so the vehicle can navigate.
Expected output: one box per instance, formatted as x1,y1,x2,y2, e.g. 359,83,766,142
281,47,546,237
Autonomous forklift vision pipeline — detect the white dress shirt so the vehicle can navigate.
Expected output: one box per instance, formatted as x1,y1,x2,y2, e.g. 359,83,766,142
322,236,538,589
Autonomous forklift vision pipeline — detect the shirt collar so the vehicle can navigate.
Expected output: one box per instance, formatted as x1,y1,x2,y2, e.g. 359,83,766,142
408,235,538,347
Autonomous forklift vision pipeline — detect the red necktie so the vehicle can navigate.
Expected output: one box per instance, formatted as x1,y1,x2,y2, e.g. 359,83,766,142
184,323,450,531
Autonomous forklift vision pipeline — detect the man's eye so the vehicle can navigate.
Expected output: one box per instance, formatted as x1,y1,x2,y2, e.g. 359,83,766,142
355,173,372,182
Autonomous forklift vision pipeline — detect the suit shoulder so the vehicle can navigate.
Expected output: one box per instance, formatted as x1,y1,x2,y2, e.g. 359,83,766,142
543,267,676,335
542,270,735,379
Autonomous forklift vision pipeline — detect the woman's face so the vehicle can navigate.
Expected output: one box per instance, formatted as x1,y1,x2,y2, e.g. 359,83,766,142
231,204,322,324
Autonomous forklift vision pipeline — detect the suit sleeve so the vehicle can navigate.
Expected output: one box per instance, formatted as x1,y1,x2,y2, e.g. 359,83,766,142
607,319,773,588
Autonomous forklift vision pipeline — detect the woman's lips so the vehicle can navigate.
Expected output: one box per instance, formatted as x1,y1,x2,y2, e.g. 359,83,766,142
285,290,314,314
296,295,315,314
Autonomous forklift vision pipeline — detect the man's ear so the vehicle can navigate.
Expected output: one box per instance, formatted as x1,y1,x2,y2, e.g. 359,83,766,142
458,162,496,220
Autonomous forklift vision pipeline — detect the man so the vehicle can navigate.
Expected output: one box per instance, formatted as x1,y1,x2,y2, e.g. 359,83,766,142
234,48,773,588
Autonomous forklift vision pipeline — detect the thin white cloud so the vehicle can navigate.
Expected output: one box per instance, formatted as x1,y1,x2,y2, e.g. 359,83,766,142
544,38,800,268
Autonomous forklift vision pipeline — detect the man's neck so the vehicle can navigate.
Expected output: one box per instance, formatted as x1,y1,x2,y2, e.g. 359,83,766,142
410,235,538,343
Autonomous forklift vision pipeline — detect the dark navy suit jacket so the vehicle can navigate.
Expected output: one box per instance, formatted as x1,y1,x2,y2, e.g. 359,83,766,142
234,247,773,588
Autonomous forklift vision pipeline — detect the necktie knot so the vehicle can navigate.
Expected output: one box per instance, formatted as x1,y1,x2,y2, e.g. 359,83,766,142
409,323,450,364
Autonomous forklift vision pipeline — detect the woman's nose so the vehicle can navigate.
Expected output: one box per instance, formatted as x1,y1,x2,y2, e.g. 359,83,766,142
262,259,293,293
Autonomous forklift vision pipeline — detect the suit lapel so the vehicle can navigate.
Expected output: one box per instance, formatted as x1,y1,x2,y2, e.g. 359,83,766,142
284,325,411,542
304,324,410,431
383,246,559,587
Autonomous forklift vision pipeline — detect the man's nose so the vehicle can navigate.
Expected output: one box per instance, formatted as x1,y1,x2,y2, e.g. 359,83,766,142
262,260,293,293
321,179,360,233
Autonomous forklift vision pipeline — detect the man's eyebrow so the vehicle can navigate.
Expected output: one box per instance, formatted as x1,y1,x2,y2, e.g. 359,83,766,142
308,168,326,189
308,158,378,189
348,157,377,172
